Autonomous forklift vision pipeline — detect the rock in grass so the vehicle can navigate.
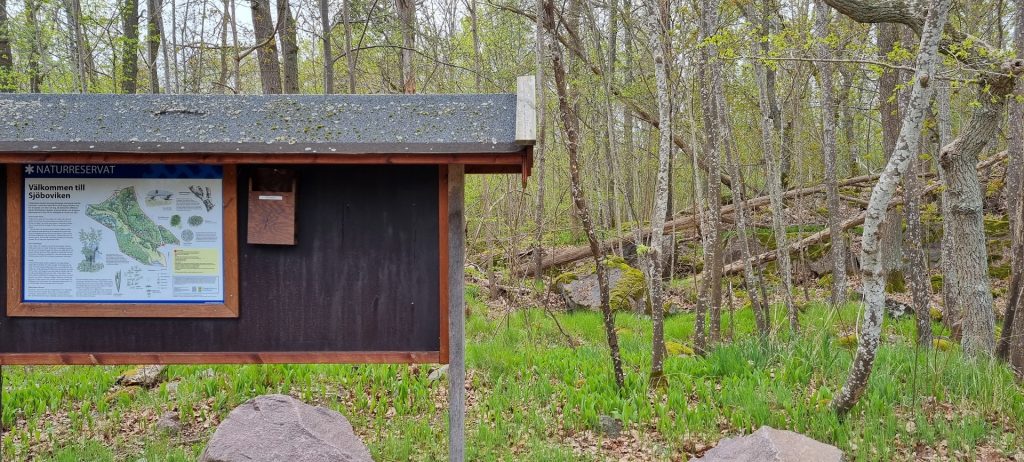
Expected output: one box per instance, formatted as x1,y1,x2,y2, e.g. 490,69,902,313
199,394,372,462
557,268,624,311
156,411,181,435
117,365,167,388
428,365,449,383
692,426,843,462
665,341,695,356
694,426,843,462
884,298,913,318
598,415,622,438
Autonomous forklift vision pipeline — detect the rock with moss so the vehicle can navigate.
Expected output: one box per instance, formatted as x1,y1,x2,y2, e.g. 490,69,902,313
665,341,695,356
555,257,647,313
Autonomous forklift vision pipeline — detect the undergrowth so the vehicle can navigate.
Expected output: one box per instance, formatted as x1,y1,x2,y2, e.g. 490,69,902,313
1,289,1022,461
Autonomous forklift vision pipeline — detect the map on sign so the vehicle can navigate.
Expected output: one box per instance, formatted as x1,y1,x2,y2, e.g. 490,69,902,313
22,164,225,304
86,187,181,267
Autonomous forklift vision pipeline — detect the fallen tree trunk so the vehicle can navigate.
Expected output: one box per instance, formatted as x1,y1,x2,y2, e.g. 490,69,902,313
721,151,1007,275
521,173,881,276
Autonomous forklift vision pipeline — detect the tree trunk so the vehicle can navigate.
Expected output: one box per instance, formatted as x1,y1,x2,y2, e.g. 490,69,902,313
250,0,282,94
997,0,1024,363
840,67,858,176
831,0,949,416
644,0,672,386
277,0,299,93
217,0,229,93
66,0,89,92
532,0,547,286
877,22,905,292
0,0,12,92
146,0,162,93
169,0,178,92
695,0,725,352
543,0,624,389
905,135,932,347
342,0,356,93
26,0,42,92
936,81,958,335
815,0,847,305
396,0,415,93
121,0,140,93
941,103,999,358
321,0,333,94
723,111,769,337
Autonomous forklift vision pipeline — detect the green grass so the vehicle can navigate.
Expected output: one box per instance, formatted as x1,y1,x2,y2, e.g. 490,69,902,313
2,292,1023,461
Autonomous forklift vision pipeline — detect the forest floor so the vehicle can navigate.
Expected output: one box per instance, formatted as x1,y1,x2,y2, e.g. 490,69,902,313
2,284,1023,461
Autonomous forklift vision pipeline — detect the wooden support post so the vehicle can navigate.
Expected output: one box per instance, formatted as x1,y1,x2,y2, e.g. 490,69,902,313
515,75,537,146
447,164,466,462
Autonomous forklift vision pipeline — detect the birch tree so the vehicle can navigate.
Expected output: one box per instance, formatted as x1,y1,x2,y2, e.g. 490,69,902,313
643,0,672,385
831,0,950,415
694,0,725,353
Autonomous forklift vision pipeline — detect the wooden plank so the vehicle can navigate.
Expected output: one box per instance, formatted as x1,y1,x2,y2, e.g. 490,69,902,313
515,76,537,146
0,351,440,365
0,153,527,167
447,164,466,462
438,166,450,364
5,164,240,318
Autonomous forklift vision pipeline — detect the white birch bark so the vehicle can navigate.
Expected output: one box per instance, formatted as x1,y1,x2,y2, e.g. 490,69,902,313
832,0,950,415
644,0,672,382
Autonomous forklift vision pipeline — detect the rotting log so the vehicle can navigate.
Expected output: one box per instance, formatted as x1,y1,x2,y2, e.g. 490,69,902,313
521,173,881,276
721,151,1007,275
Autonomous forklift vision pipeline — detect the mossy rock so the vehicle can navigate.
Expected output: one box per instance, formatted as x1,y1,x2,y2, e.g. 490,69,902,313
665,341,695,356
552,271,578,287
885,271,907,293
837,334,857,348
930,274,944,292
929,307,943,321
804,243,832,261
817,273,833,289
606,257,647,312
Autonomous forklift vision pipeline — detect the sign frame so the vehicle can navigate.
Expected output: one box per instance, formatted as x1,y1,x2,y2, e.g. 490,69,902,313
5,165,240,318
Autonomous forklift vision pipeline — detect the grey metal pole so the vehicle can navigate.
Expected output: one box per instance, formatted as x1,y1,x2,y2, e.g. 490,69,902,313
447,164,465,462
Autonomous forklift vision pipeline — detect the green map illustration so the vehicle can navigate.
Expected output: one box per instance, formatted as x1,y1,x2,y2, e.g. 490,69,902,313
85,187,180,266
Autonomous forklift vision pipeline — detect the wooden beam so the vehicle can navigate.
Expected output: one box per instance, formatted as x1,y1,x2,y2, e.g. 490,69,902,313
0,351,441,365
447,164,466,462
0,152,526,167
515,76,537,145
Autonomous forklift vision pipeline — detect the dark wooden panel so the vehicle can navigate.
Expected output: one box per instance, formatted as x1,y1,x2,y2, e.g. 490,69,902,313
0,164,441,356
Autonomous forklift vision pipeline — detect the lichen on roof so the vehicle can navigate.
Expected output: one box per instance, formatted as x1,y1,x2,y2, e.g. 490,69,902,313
0,93,521,155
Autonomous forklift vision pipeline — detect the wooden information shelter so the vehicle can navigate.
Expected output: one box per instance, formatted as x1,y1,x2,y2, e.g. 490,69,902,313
0,76,536,461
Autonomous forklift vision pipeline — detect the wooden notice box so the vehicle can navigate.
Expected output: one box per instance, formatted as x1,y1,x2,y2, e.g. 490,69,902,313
247,168,297,245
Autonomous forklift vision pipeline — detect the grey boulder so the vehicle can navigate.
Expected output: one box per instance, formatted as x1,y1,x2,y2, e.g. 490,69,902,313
200,394,373,462
694,426,843,462
557,268,624,311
